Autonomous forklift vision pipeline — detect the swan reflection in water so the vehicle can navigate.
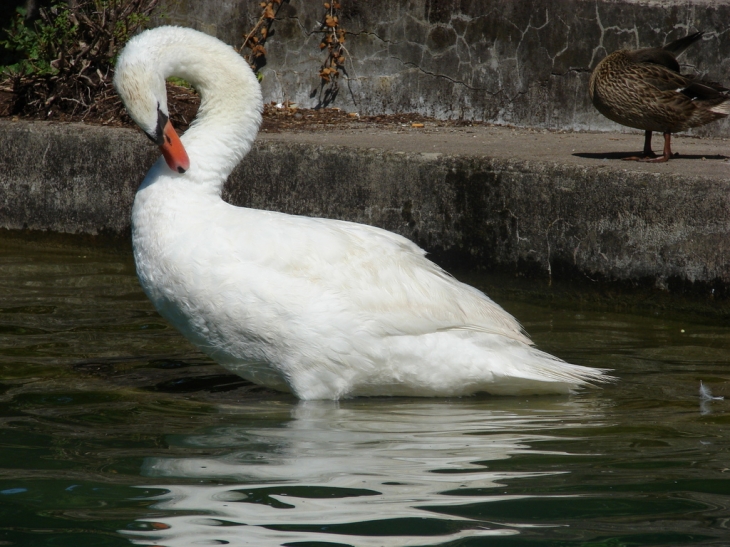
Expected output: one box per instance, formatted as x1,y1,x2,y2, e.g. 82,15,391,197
124,398,605,546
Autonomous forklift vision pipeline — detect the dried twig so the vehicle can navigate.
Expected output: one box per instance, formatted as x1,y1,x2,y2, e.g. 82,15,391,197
238,0,287,74
314,1,348,108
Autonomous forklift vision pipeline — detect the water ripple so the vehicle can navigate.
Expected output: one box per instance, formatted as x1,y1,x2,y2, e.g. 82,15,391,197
125,398,605,546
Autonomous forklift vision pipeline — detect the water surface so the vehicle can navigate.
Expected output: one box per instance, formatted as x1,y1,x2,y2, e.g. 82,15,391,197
0,238,728,546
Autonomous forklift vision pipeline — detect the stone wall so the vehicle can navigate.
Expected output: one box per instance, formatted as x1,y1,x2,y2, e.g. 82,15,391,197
157,0,730,136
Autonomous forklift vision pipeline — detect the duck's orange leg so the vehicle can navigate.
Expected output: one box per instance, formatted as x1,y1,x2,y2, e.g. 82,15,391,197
623,130,659,160
640,132,674,163
624,132,676,162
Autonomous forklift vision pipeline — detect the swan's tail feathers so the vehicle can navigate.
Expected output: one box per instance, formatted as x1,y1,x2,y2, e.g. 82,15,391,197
524,347,615,387
368,331,615,398
484,344,616,396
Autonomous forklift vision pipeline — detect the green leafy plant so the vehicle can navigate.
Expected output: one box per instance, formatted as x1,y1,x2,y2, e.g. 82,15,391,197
1,5,77,76
0,0,159,121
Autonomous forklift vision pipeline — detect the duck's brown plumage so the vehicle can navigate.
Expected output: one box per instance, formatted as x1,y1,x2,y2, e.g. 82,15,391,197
589,32,730,162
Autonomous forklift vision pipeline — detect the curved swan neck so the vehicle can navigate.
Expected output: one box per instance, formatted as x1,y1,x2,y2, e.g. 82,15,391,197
116,26,263,192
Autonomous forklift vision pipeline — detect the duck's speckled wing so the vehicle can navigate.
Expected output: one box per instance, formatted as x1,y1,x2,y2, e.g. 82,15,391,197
590,49,729,133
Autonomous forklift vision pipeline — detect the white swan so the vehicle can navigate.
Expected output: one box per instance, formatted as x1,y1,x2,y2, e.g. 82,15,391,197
114,26,610,400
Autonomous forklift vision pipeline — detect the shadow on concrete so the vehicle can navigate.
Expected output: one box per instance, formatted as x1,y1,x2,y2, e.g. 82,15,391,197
573,152,728,161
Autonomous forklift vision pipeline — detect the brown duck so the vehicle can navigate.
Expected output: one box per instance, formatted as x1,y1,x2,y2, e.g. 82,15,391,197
589,32,730,162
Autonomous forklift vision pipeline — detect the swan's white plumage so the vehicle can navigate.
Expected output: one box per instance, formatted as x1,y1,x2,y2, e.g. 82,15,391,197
115,26,611,400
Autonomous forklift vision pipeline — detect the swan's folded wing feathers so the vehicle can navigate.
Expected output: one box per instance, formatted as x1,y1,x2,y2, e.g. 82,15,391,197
218,209,532,345
334,219,532,343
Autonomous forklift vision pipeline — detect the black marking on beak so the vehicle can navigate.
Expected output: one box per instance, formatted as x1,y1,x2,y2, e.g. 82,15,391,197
145,103,169,146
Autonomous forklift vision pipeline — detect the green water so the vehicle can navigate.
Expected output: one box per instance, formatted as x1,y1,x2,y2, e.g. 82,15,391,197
1,238,729,546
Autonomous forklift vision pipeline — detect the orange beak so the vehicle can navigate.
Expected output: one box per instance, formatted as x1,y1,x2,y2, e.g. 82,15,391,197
159,120,190,174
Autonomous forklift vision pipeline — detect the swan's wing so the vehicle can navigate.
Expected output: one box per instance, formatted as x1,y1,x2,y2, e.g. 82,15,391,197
217,209,532,345
330,219,531,341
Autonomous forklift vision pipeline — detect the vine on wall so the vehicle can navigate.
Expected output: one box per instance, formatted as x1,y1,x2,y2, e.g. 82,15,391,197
239,0,354,109
239,0,288,76
313,1,351,107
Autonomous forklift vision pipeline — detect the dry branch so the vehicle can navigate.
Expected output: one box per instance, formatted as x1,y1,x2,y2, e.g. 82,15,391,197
239,0,286,74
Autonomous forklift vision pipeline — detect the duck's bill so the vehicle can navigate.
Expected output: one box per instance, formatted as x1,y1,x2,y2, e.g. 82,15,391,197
160,120,190,174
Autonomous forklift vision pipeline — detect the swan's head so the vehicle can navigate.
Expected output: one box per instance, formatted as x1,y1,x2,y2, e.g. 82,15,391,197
114,34,190,174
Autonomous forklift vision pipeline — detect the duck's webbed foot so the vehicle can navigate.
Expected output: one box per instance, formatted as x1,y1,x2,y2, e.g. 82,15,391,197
623,152,658,161
622,131,659,161
641,132,675,162
638,153,670,163
624,132,675,163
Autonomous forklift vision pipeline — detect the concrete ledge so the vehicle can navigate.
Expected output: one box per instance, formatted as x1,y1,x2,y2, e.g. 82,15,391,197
0,120,155,235
2,119,730,291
